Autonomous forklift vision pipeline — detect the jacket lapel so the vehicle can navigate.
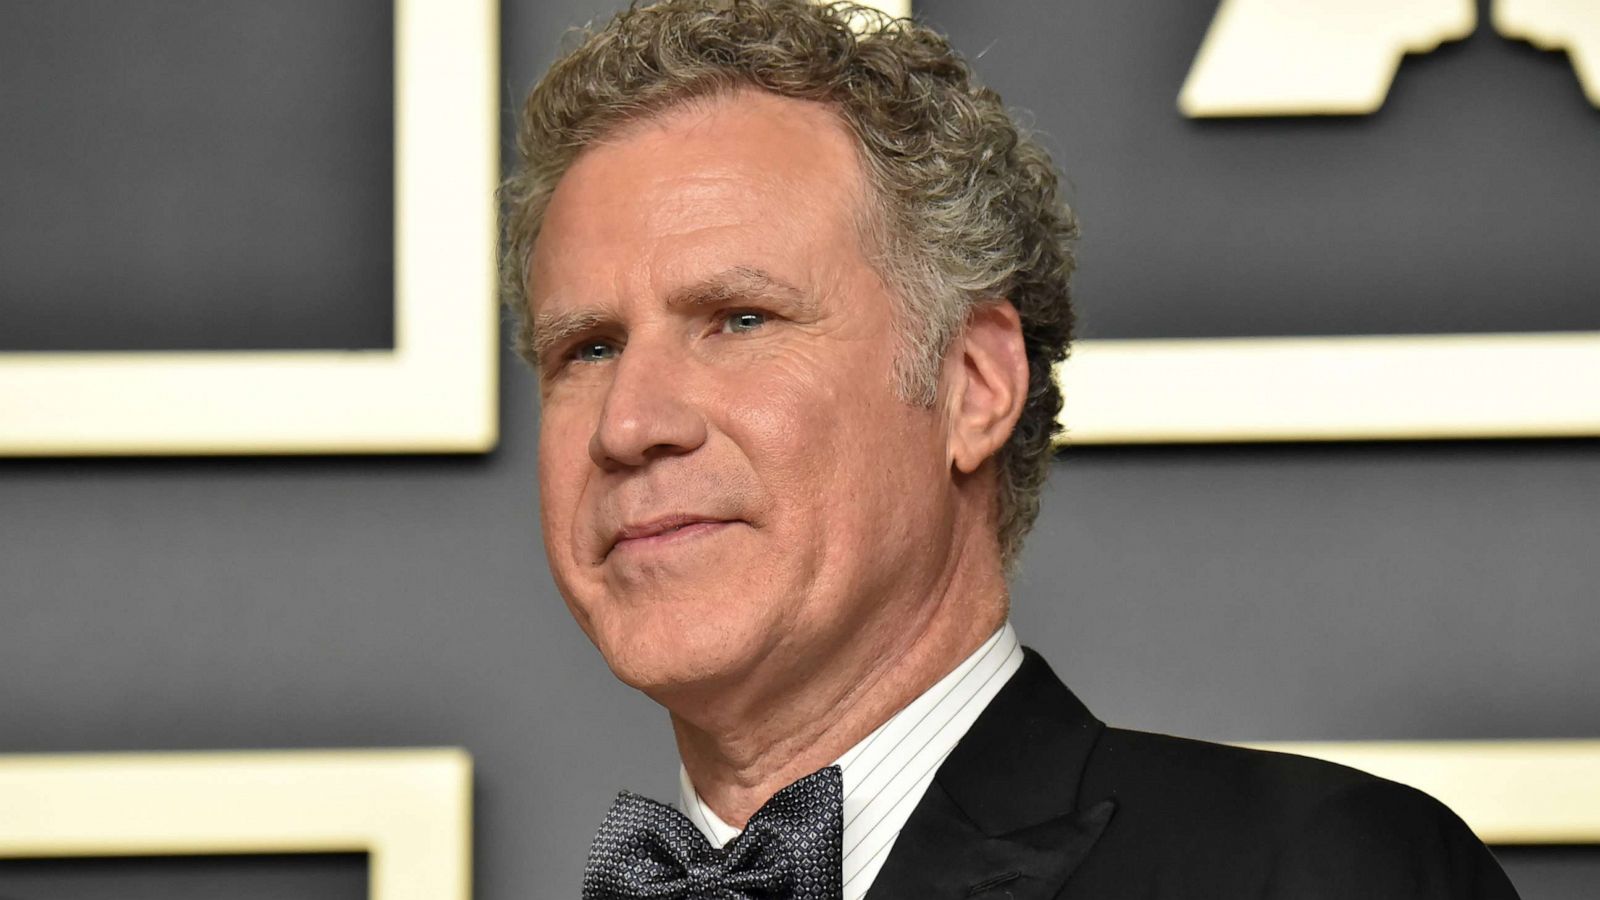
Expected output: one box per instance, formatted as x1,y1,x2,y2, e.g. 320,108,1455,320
864,649,1115,900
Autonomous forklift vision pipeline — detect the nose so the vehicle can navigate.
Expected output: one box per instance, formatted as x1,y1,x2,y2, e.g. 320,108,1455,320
588,341,708,470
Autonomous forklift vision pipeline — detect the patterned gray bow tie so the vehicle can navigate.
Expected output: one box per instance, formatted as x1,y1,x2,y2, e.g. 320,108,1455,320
582,765,843,900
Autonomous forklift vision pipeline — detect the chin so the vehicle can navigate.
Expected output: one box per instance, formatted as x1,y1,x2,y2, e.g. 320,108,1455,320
588,603,775,700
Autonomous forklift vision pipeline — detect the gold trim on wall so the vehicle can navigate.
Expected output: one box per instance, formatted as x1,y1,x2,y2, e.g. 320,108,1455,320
1056,332,1600,444
850,0,911,18
0,748,472,900
1181,0,1600,117
1179,0,1478,118
1149,0,1600,443
1248,739,1600,844
0,0,500,456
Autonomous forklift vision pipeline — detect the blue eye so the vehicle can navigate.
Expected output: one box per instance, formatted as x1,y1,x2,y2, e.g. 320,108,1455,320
572,341,618,363
723,311,767,334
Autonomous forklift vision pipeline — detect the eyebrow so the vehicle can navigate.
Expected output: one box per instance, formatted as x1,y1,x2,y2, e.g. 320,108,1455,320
525,308,609,367
524,266,813,366
665,265,810,314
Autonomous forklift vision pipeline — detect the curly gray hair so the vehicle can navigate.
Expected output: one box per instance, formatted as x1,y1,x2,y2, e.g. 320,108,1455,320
503,0,1077,568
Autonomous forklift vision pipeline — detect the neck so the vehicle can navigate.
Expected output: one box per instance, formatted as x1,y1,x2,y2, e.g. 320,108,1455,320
670,522,1008,829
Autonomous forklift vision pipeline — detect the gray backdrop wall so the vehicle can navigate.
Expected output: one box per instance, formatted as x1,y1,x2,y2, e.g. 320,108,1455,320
2,0,1597,897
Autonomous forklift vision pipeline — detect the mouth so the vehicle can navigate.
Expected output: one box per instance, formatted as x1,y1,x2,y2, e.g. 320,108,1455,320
605,515,740,558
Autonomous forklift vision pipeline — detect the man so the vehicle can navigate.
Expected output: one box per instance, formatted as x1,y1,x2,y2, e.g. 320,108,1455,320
503,1,1520,897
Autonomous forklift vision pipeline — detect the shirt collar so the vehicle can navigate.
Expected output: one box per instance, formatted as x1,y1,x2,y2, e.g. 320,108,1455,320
677,621,1024,898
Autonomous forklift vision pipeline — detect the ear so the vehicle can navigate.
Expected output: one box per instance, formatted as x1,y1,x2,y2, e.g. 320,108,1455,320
947,300,1029,475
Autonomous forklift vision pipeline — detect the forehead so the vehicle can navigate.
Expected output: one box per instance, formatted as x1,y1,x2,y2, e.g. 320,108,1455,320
527,90,872,311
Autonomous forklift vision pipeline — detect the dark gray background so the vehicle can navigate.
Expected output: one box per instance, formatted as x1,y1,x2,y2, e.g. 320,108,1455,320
921,0,1600,339
0,0,393,352
2,0,1598,897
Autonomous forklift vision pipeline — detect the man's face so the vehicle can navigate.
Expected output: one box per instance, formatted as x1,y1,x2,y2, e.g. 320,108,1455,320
528,91,959,702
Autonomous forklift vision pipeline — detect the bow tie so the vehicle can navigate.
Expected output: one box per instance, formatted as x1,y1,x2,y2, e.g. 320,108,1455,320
583,765,844,900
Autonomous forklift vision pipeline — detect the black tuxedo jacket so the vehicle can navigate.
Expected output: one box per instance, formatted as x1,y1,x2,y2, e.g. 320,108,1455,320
865,649,1520,899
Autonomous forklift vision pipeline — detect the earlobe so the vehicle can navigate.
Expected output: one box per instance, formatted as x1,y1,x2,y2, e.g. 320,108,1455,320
948,301,1028,475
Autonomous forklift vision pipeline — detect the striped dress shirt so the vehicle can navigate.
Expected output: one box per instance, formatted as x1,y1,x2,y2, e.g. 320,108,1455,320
677,622,1024,900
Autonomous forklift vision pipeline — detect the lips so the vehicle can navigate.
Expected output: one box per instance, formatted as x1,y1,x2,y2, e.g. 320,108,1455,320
605,514,738,558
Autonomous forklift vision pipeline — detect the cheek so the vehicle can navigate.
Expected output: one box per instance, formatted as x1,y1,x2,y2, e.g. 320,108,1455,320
723,356,841,491
536,410,595,562
722,347,936,534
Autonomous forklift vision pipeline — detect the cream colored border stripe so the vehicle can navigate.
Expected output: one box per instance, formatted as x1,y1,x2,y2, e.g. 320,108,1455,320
0,0,499,455
1059,332,1600,444
1249,739,1600,845
852,0,911,17
0,748,472,900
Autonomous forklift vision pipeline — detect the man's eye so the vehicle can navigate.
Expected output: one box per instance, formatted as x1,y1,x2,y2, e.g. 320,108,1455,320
571,341,618,363
721,311,767,334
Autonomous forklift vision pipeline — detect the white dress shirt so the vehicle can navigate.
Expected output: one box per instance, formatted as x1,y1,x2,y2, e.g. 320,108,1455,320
678,621,1024,900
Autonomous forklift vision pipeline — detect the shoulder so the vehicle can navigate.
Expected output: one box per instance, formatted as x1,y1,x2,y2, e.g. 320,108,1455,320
1068,728,1519,898
1084,726,1405,824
